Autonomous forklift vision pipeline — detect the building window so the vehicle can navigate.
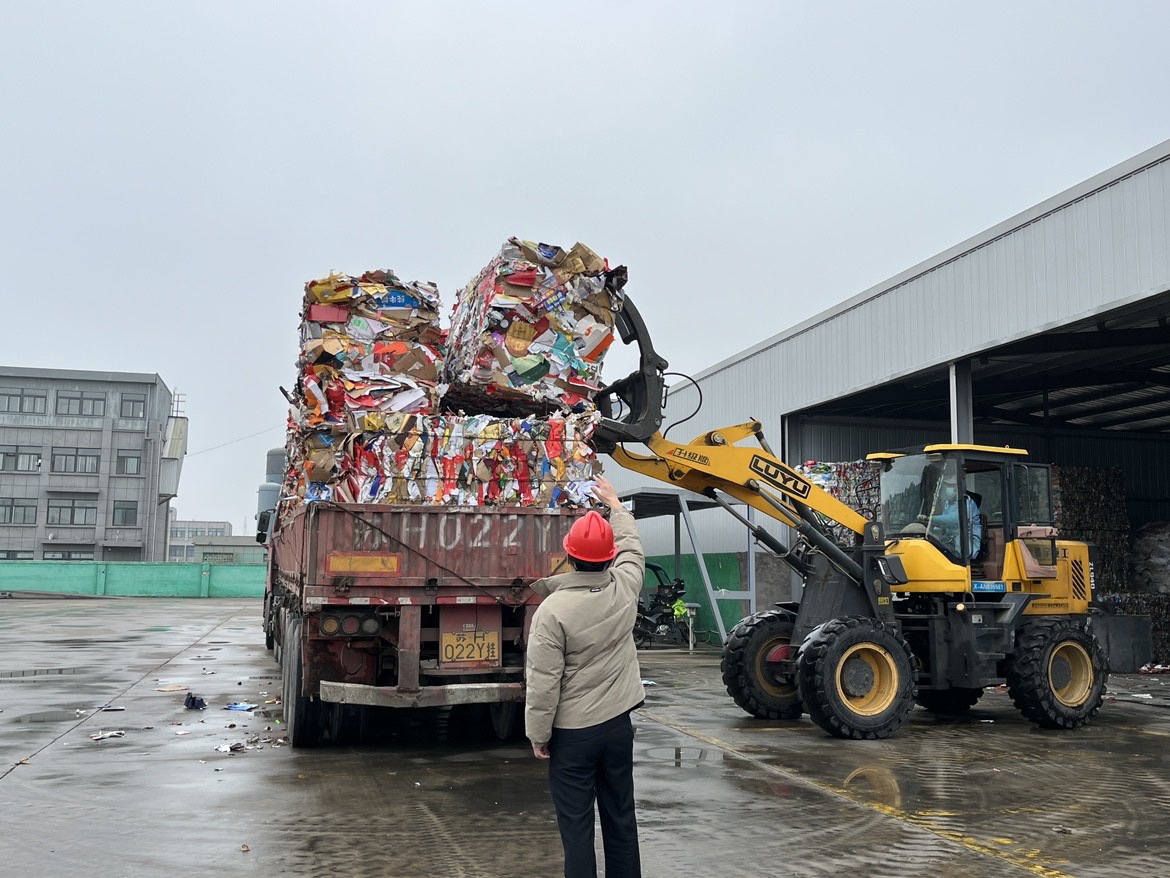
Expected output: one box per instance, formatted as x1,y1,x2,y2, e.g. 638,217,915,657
115,450,142,475
0,446,43,472
0,550,34,560
51,447,101,474
0,498,37,525
56,391,106,417
42,550,94,561
185,545,196,558
170,527,185,539
47,499,98,526
0,388,47,414
120,393,146,419
208,526,226,537
112,500,138,526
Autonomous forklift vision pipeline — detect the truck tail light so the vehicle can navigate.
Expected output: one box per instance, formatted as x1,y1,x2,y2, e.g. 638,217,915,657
319,612,380,638
320,615,342,636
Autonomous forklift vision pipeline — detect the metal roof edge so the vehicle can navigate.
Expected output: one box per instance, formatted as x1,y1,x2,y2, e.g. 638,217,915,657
688,137,1170,384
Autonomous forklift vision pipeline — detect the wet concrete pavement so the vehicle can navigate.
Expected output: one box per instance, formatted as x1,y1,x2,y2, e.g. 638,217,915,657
2,597,1170,878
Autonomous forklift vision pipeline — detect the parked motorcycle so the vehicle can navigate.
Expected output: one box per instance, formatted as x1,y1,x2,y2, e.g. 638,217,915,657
633,563,691,649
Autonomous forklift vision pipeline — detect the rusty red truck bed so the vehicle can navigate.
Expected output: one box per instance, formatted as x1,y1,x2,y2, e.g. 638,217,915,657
262,502,576,746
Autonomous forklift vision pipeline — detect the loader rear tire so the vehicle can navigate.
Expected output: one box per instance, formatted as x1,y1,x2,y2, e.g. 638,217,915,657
721,611,803,720
797,616,916,740
282,615,325,748
1006,620,1106,729
916,687,984,714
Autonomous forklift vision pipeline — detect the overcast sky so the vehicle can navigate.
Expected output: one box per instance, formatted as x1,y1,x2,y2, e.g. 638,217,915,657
2,2,1168,531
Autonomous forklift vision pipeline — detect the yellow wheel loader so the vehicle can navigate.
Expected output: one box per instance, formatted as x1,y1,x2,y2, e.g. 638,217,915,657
592,297,1151,739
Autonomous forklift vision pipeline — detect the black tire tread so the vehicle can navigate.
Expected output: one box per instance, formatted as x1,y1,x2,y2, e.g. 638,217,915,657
1005,619,1107,730
797,616,916,740
720,611,803,720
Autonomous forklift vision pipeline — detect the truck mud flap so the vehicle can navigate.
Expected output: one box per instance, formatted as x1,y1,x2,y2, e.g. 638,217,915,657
319,680,524,709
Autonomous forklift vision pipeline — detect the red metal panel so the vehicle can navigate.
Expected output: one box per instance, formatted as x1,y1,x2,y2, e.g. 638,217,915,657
397,605,421,692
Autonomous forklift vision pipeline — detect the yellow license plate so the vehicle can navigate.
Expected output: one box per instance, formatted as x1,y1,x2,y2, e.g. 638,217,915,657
440,631,500,666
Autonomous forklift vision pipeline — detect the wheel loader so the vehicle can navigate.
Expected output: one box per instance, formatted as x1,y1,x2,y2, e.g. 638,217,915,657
591,297,1152,739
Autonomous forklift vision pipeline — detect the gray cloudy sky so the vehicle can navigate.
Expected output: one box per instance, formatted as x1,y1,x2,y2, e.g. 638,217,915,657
2,1,1168,531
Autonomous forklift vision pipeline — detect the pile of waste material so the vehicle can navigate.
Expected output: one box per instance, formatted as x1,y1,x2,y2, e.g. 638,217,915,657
279,240,624,517
299,269,447,421
444,238,627,415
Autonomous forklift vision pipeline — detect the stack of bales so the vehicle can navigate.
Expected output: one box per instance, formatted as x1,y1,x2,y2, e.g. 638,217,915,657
279,240,625,519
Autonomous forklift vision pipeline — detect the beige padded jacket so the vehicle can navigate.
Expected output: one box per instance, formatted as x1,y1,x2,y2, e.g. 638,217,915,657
524,505,645,746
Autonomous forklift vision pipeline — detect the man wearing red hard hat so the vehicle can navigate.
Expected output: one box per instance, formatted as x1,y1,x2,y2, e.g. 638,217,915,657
525,474,645,878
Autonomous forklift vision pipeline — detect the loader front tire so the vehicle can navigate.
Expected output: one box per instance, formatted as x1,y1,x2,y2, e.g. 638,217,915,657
1006,620,1106,729
721,611,803,720
797,616,916,740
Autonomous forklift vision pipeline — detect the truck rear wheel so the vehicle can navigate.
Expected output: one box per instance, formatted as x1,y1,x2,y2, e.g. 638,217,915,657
488,701,524,741
328,703,367,745
282,615,325,748
721,611,803,720
797,616,916,740
263,593,275,652
1006,620,1107,729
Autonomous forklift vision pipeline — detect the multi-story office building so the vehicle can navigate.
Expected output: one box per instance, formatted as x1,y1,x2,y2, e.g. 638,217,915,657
0,367,187,561
168,513,265,563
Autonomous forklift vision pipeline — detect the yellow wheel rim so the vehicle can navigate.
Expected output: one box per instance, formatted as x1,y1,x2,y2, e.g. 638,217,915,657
835,643,899,716
753,637,797,699
1049,640,1093,707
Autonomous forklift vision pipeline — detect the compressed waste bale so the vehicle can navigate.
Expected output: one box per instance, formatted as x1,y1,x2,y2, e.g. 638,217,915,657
299,269,447,425
444,237,627,415
282,411,601,508
795,460,882,545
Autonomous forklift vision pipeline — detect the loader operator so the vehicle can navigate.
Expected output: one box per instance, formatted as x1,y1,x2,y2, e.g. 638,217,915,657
525,474,645,878
930,468,982,560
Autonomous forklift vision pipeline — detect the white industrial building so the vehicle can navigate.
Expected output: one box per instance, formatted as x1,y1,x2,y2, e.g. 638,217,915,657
612,139,1170,620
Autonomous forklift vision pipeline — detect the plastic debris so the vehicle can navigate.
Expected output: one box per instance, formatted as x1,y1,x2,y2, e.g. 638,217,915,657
184,693,206,710
89,730,125,741
224,703,257,711
640,680,657,686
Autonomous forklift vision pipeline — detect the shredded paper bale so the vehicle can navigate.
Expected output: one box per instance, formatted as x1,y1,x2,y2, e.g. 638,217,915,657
444,237,627,415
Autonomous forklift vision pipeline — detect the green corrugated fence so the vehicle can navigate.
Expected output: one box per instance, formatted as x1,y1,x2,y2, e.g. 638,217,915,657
644,552,749,643
0,561,266,598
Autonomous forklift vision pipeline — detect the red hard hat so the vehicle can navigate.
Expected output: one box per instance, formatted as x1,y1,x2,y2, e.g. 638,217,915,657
563,510,618,563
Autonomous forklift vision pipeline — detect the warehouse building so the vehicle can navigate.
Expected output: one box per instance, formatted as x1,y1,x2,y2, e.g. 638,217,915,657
616,139,1170,622
0,368,187,561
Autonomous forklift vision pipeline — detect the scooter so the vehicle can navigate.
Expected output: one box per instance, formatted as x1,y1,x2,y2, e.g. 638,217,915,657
633,563,690,649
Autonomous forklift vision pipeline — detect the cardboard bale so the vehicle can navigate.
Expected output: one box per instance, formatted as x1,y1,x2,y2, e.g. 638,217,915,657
444,237,627,415
282,411,601,509
297,269,447,426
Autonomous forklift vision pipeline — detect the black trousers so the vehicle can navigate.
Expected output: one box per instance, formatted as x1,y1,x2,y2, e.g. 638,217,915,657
549,711,641,878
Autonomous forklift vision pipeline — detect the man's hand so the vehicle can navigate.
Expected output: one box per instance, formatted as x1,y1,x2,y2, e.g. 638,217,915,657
532,742,550,760
591,475,621,510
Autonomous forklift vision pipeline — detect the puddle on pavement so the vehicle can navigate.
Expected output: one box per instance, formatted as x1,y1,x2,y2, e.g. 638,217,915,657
0,667,84,680
14,709,89,723
643,745,709,767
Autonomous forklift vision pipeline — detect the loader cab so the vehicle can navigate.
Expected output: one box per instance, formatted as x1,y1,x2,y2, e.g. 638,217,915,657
873,444,1041,581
